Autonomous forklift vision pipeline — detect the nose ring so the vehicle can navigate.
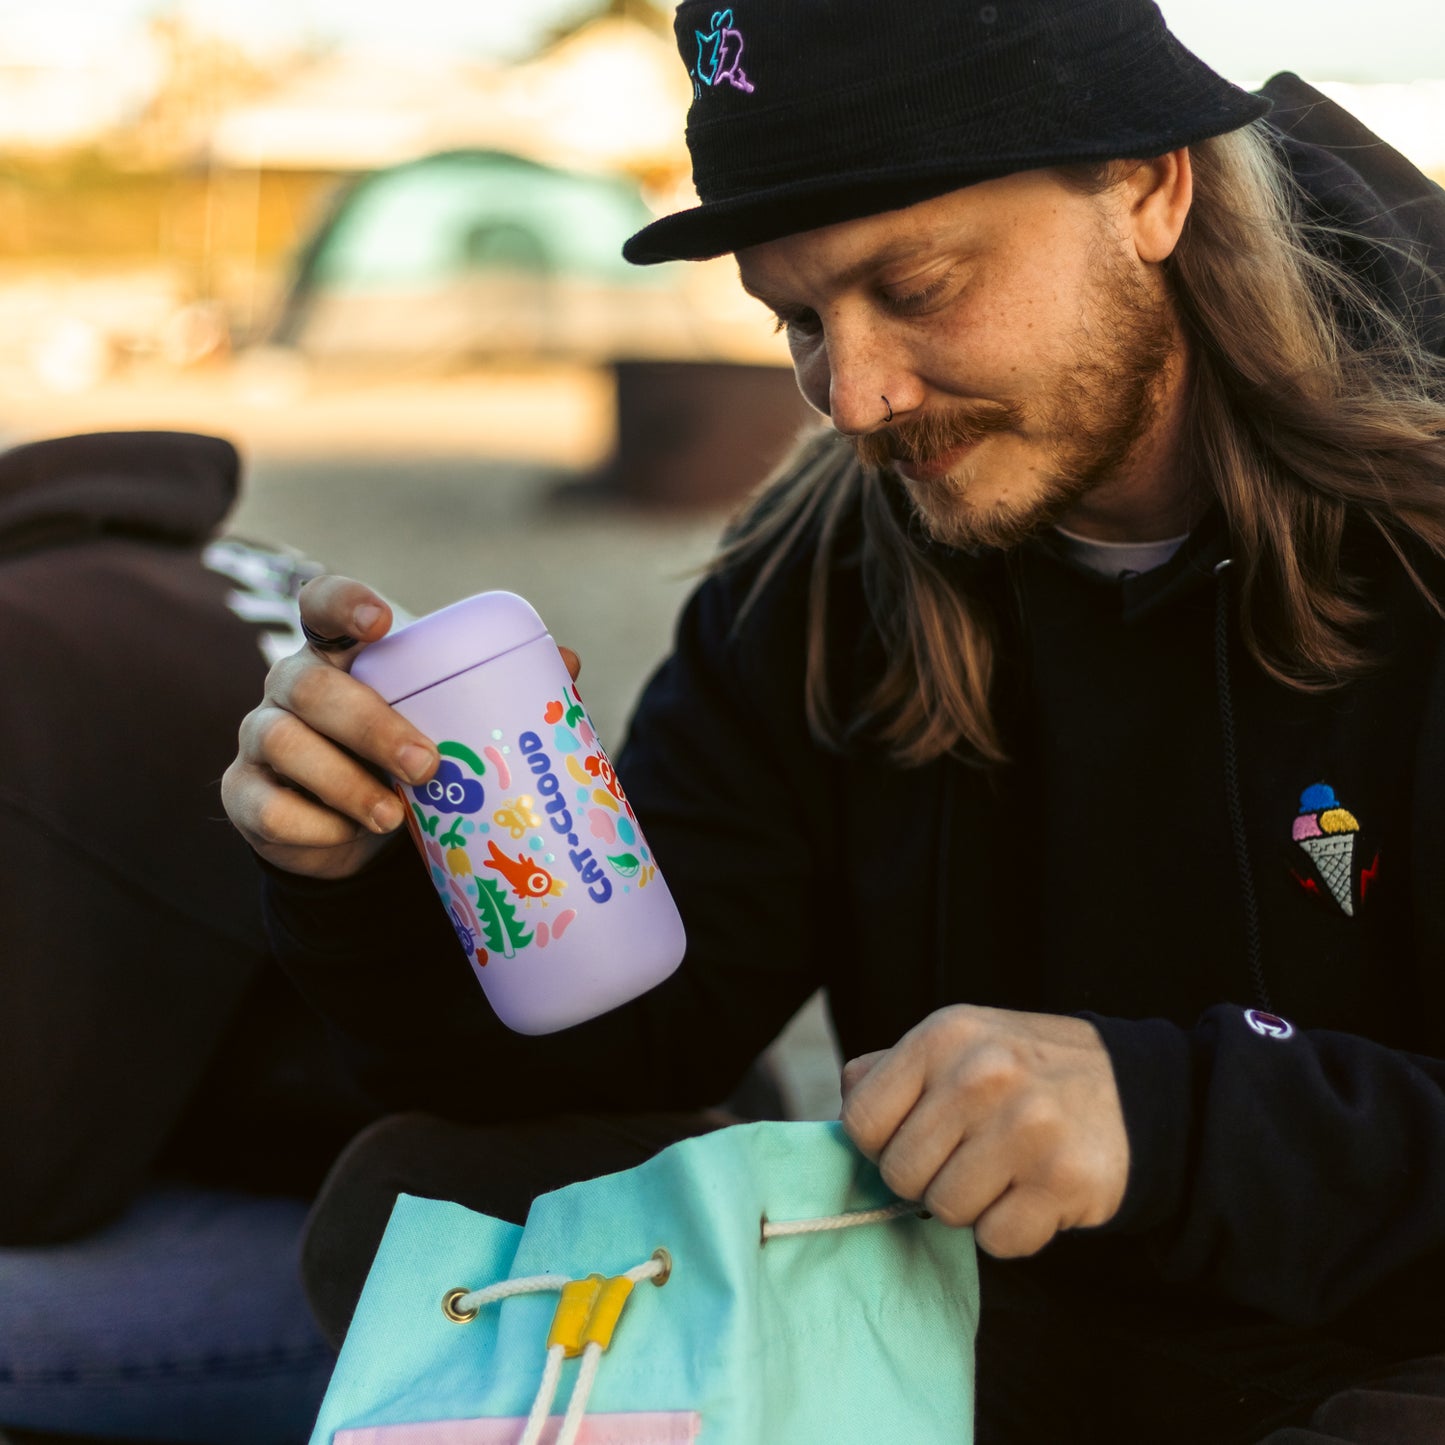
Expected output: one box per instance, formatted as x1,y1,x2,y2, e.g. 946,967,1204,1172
882,395,893,424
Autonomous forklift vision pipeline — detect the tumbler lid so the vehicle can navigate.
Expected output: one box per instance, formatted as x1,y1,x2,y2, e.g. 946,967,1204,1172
351,591,548,704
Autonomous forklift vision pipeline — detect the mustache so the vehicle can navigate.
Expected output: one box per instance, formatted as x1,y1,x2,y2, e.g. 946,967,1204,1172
848,402,1022,472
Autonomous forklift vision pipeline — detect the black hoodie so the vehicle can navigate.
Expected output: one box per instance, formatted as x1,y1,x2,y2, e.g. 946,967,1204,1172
262,79,1445,1349
0,431,374,1244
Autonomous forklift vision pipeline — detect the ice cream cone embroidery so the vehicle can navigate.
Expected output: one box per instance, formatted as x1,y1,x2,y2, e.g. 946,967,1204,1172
1290,783,1374,917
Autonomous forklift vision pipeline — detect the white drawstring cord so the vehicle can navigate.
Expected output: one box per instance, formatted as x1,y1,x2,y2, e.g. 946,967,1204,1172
452,1273,571,1317
555,1342,604,1445
447,1254,669,1445
523,1256,666,1445
762,1199,922,1239
516,1345,566,1445
619,1255,671,1287
449,1206,918,1441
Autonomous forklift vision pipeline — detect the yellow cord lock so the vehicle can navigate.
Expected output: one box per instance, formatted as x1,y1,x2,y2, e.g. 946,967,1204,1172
545,1273,638,1358
581,1275,636,1352
546,1276,604,1358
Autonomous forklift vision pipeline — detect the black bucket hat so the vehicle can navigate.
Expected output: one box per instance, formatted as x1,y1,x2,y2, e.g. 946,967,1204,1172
624,0,1270,264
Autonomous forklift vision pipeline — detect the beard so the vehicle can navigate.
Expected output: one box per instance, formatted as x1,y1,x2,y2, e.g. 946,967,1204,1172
848,252,1180,551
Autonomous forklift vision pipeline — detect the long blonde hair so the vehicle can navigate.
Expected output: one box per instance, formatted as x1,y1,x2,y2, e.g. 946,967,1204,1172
720,121,1445,767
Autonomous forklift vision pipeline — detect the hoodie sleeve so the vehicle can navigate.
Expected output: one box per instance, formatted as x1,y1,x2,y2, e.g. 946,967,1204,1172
0,435,284,1243
1089,1005,1445,1332
1261,72,1445,359
263,557,843,1120
0,797,263,1243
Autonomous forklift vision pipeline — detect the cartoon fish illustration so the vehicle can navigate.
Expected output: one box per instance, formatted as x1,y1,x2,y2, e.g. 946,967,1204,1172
484,840,565,901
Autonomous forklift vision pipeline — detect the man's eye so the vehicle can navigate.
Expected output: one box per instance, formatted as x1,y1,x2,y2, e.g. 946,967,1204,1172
886,276,952,315
774,309,822,337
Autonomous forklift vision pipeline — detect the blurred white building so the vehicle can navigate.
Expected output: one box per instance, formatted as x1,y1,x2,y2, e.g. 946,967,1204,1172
205,16,690,179
0,25,162,153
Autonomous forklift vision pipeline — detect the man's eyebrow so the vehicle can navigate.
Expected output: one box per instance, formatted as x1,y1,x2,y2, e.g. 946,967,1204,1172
738,279,792,312
736,270,801,310
738,241,942,310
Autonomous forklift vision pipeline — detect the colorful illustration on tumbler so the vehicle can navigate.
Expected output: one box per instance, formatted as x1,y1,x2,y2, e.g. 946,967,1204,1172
402,687,654,971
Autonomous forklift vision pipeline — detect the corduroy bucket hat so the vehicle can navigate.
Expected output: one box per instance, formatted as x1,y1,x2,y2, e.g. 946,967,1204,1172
624,0,1270,264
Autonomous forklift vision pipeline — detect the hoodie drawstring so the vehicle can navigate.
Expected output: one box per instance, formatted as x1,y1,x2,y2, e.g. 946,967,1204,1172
1213,558,1273,1013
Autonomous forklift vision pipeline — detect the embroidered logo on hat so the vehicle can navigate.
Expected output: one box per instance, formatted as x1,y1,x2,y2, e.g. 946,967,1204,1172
1288,782,1379,918
626,0,1273,265
691,9,754,98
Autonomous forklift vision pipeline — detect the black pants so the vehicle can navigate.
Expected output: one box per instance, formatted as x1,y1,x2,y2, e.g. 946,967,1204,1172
302,1113,1445,1444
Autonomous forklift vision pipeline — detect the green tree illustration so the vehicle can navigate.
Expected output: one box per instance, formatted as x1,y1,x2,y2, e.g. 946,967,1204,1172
471,876,534,959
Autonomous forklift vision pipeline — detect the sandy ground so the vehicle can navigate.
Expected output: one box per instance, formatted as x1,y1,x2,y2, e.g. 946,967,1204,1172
3,359,844,1119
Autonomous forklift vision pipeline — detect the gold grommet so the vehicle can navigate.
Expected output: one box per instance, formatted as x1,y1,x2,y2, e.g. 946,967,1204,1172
649,1247,673,1286
442,1287,479,1323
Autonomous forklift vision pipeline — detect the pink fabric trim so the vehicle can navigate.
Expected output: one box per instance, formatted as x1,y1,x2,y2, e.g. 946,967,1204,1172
335,1413,702,1445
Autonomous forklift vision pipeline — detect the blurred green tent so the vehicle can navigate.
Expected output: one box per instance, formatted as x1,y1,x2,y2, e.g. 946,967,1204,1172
270,149,701,364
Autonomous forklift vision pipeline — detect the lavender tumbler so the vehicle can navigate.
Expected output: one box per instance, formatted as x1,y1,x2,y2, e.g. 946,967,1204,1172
351,591,686,1034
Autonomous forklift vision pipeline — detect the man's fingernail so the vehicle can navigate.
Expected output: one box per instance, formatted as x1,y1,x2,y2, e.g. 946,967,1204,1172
354,603,384,633
397,744,435,783
371,797,403,832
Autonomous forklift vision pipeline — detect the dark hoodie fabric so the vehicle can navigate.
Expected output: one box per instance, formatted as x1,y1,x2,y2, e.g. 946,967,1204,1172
0,431,374,1244
1262,72,1445,358
263,81,1445,1351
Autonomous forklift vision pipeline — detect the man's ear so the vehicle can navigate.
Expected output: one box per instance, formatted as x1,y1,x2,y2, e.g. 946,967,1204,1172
1128,148,1194,264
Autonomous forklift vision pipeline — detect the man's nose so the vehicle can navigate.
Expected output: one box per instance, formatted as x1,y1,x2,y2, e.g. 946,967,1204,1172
822,328,918,436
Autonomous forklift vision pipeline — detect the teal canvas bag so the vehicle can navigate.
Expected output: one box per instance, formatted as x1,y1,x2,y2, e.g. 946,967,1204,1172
309,1121,978,1444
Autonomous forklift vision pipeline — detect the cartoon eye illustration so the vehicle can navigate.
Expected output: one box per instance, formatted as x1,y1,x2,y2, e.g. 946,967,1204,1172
423,759,485,814
527,871,550,895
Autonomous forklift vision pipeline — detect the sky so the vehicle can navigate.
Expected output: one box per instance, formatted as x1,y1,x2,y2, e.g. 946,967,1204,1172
1158,0,1444,84
5,0,1443,81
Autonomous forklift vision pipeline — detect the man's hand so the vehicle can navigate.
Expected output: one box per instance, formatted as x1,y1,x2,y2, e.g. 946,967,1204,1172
222,576,434,879
840,1005,1129,1258
222,575,580,880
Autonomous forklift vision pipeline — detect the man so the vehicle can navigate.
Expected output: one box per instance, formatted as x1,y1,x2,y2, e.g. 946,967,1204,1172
0,432,378,1443
224,3,1445,1439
